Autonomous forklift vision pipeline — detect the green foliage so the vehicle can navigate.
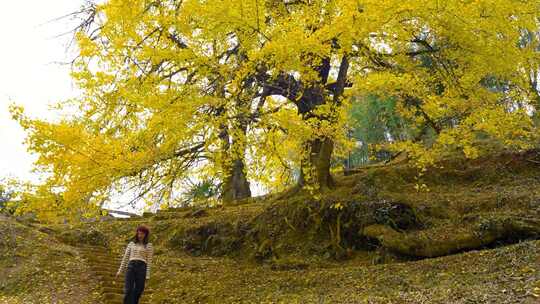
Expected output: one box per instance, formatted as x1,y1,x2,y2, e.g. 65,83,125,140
183,179,220,206
0,183,15,214
345,95,410,167
0,185,8,211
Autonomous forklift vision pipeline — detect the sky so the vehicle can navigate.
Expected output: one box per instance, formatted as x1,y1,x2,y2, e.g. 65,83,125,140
0,1,185,214
0,1,266,215
0,1,85,182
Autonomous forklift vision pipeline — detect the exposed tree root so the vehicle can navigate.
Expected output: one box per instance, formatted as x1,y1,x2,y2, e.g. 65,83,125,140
361,215,540,258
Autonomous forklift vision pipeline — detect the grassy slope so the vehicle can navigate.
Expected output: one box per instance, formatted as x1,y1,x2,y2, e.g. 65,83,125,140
0,217,102,304
3,150,540,303
139,239,540,303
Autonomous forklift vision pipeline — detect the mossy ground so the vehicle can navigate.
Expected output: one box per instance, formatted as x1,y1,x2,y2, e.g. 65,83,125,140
0,218,102,304
138,239,540,303
2,150,540,303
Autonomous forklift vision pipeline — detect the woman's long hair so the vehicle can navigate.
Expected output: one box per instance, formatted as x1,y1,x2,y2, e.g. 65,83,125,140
132,225,150,247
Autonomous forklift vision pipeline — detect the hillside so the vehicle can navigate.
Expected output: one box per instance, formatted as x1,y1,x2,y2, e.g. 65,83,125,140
1,150,540,303
0,216,102,303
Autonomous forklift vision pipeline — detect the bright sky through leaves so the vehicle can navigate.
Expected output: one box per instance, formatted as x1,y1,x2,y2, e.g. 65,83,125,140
0,1,84,181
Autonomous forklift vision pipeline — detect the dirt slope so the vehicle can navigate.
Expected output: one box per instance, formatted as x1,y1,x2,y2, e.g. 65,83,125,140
2,150,540,303
0,217,101,303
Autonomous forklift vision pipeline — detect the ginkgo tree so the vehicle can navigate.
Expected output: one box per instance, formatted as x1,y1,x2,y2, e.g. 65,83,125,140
11,0,540,222
185,0,539,188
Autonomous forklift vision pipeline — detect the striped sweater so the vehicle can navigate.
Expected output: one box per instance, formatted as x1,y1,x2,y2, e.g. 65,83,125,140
116,241,154,279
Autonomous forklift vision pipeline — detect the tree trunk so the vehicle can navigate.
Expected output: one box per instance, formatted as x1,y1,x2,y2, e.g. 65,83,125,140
296,56,348,191
298,136,335,190
259,56,348,192
219,112,252,204
222,158,251,203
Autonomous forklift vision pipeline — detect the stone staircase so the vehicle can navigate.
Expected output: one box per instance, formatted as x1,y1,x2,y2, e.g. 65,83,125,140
78,244,153,304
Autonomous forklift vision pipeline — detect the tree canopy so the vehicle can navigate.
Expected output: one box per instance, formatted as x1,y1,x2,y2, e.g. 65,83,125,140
10,0,540,222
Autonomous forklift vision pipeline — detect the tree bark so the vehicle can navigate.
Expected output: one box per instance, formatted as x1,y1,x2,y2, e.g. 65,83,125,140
296,56,349,190
222,158,251,203
361,215,540,258
298,136,335,190
256,55,349,191
219,107,252,204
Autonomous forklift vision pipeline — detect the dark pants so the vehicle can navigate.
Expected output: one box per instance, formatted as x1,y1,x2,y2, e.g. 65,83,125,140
123,260,147,304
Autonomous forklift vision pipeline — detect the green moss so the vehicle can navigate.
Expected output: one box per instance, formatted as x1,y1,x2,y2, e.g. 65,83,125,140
57,227,109,247
5,150,540,303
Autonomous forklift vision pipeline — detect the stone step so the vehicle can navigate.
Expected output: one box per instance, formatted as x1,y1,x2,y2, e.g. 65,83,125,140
103,292,151,304
84,254,121,261
85,256,121,263
101,286,154,294
72,242,155,303
97,277,126,285
79,244,110,249
154,208,209,219
79,246,126,253
81,252,113,258
86,261,120,268
99,289,154,298
81,249,119,255
78,247,113,253
85,259,122,267
87,263,120,269
95,274,154,285
153,212,184,220
93,269,118,276
89,267,120,274
154,211,204,220
87,262,119,269
96,272,124,279
115,217,146,222
83,253,121,260
79,248,118,254
87,261,122,268
105,300,150,304
157,206,191,213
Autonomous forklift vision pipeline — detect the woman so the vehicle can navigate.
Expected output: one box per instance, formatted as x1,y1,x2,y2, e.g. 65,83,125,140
116,224,154,304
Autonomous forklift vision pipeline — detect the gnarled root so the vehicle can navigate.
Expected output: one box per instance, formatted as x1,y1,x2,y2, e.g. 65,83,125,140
361,215,540,258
